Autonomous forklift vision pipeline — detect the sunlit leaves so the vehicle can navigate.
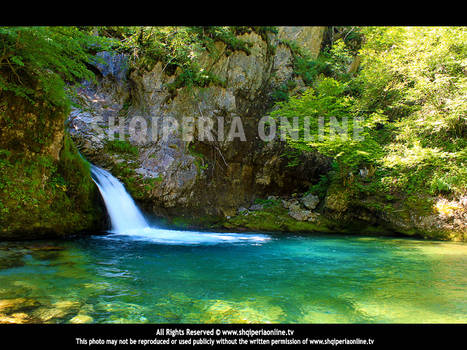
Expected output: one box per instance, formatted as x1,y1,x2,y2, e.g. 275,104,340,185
0,26,115,108
272,26,466,196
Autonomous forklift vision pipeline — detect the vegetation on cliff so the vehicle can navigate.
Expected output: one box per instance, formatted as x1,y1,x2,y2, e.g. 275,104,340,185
0,27,109,238
0,27,114,109
0,128,104,238
271,27,466,240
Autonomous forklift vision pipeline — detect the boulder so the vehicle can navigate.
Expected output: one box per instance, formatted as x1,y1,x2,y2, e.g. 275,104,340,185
301,193,319,210
288,208,313,221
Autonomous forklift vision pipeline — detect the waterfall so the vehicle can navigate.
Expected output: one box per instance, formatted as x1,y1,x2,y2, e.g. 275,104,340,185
90,164,270,244
91,165,149,233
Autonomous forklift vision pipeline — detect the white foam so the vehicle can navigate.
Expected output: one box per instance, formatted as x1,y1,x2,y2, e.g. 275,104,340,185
91,165,270,245
110,227,270,245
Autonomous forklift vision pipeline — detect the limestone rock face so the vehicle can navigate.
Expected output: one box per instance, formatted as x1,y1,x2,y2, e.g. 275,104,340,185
277,27,325,59
70,27,329,221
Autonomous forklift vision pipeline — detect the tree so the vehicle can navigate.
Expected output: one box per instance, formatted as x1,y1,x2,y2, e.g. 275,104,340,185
0,26,115,109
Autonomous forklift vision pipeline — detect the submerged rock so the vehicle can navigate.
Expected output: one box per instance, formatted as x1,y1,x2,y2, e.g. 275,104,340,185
28,245,64,252
0,298,40,314
0,252,25,271
33,300,81,322
0,312,30,324
199,298,285,323
69,314,94,324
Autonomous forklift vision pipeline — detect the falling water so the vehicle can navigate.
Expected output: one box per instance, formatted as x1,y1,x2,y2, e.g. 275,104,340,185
90,165,269,244
91,165,149,233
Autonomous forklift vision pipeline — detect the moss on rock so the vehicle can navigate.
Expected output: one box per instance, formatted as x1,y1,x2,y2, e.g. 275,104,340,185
223,203,334,233
0,89,104,239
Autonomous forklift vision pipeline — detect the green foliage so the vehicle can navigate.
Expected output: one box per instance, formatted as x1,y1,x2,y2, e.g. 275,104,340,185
0,26,115,109
271,77,384,178
196,26,254,54
283,30,359,86
187,143,209,172
58,133,94,201
323,26,364,54
273,26,467,202
109,160,163,201
362,27,467,197
0,136,101,236
280,147,302,168
271,80,297,102
107,26,278,93
308,174,331,200
112,26,271,91
253,197,281,208
166,68,225,94
104,139,139,156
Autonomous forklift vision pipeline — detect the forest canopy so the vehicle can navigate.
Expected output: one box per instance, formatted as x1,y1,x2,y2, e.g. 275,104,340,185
272,26,466,201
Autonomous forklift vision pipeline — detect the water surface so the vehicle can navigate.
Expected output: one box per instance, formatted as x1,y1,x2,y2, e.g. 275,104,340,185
0,232,466,323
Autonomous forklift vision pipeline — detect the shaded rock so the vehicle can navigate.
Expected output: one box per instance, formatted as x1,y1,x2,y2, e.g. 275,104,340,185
359,168,369,178
325,192,350,213
301,193,319,210
288,208,313,221
307,212,321,222
94,51,128,84
281,199,299,209
249,204,264,211
0,86,104,239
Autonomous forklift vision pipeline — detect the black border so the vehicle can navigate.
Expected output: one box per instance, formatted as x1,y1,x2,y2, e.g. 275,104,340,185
0,18,465,349
1,323,465,348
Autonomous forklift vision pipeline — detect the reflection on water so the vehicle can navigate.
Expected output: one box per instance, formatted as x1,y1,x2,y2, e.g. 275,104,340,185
0,233,466,323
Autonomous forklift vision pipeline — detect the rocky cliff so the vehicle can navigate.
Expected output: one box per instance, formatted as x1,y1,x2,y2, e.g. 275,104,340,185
0,79,104,239
70,27,331,224
68,26,466,241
